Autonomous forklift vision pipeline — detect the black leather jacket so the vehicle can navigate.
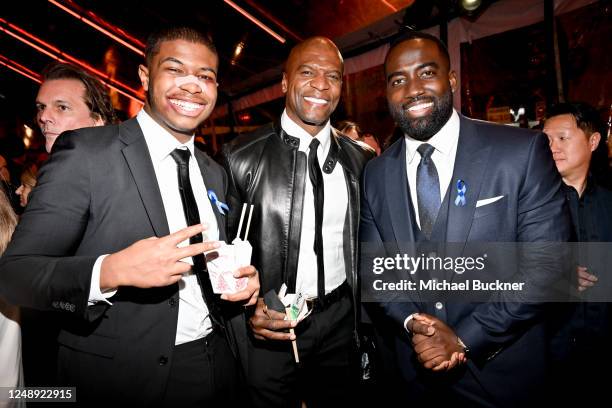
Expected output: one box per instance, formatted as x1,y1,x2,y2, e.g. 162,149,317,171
221,122,373,342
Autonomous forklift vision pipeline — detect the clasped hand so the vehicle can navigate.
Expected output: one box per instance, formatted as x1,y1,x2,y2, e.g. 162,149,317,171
407,313,467,372
577,265,597,292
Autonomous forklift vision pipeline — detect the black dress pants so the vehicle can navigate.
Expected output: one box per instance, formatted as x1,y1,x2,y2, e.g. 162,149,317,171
162,330,242,407
247,293,356,408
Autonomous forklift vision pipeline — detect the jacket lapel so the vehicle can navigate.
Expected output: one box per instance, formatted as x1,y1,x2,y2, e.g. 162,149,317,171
384,138,422,304
194,150,227,242
386,139,417,244
119,118,170,238
446,116,491,244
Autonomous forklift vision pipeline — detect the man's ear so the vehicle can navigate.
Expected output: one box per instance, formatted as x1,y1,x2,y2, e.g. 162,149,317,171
590,131,601,152
449,70,458,93
138,64,150,92
281,73,288,94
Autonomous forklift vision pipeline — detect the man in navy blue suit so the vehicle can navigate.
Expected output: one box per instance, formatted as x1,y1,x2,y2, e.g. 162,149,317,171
360,31,571,407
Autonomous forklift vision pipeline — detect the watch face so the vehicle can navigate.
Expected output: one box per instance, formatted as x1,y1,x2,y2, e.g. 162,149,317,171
457,337,469,353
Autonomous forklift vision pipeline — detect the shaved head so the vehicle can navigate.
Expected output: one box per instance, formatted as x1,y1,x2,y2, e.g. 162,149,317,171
285,37,344,73
282,37,344,136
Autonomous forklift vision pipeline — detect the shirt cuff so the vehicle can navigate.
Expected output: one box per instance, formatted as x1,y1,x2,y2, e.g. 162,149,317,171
88,255,117,306
403,313,416,333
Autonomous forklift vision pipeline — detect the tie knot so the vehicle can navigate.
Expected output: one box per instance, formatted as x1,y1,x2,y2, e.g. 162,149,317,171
170,148,191,166
417,143,435,160
309,138,320,151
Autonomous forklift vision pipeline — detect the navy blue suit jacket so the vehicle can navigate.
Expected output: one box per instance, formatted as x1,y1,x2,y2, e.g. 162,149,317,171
360,115,571,406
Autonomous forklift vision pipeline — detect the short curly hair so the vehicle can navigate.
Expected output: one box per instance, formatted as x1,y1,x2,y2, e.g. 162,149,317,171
145,25,217,68
41,62,118,125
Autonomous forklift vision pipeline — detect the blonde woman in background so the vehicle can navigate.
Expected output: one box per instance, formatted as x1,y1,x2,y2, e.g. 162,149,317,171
15,164,38,208
0,189,24,408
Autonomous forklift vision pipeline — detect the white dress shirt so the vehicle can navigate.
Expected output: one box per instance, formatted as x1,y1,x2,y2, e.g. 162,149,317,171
281,110,348,298
404,109,460,229
88,109,219,345
0,300,24,407
402,109,460,331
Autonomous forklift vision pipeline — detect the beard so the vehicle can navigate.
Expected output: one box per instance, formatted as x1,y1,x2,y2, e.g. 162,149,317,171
389,90,453,141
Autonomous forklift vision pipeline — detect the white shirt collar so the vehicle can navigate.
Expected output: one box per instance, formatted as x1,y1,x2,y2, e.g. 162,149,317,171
281,109,331,154
404,109,460,164
137,109,195,163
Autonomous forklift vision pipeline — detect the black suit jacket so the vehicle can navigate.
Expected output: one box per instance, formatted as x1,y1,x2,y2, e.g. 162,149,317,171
0,118,238,405
360,115,571,407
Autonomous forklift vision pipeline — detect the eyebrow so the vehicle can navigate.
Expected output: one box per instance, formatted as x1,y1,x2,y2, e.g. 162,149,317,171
417,61,440,71
35,99,71,106
159,57,217,76
159,57,183,67
297,64,313,71
386,61,441,82
297,64,341,75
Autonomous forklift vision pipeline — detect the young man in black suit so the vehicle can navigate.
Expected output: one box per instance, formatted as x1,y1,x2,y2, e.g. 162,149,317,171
0,26,259,406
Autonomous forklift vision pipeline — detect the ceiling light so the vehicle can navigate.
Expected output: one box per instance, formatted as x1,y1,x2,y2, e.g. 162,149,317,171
234,41,245,58
461,0,482,12
24,124,34,138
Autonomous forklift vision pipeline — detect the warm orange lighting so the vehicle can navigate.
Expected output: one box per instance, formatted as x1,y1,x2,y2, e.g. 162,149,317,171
380,0,398,12
0,18,63,54
0,54,42,83
238,111,252,123
55,0,145,48
0,25,60,61
234,41,245,58
223,0,286,44
23,124,33,148
242,0,303,42
48,0,145,56
0,17,143,106
24,124,34,138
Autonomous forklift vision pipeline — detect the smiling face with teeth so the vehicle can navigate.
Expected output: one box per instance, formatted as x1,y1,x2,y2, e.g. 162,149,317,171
282,37,343,136
385,37,457,141
138,39,218,143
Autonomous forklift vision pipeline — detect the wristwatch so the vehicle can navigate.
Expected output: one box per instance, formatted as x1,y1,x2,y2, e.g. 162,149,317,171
457,336,470,357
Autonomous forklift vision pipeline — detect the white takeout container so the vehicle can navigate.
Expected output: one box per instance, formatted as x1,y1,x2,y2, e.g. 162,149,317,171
207,239,252,294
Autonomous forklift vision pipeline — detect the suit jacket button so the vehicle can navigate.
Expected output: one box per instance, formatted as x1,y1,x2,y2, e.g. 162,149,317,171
168,298,177,307
158,356,168,366
435,302,444,310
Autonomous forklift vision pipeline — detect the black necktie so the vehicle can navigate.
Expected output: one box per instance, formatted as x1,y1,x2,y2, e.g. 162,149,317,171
308,138,325,301
416,143,441,238
169,148,223,329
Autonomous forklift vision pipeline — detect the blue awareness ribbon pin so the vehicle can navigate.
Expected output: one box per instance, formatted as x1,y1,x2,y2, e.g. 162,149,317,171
454,179,467,207
207,190,229,215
